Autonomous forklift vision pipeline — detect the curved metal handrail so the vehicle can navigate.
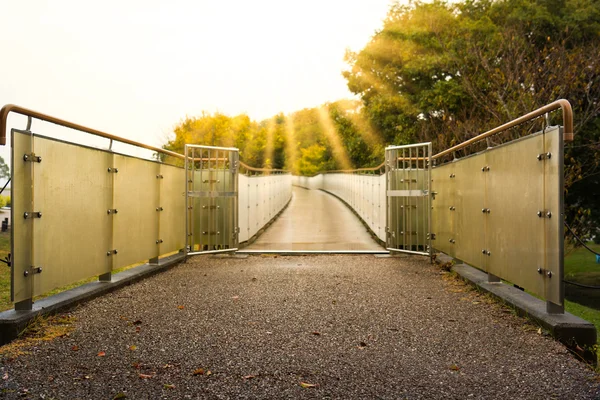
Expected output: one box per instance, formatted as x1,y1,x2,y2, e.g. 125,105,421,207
432,99,573,160
0,104,184,159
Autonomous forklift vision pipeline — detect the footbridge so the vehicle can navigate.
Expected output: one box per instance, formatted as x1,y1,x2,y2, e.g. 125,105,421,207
0,101,578,316
0,101,599,398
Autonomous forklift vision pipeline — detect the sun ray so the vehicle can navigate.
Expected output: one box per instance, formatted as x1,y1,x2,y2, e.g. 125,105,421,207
283,113,298,174
316,105,353,171
264,117,275,170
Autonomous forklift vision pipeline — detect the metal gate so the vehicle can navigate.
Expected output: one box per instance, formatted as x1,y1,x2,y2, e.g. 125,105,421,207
385,143,432,257
185,145,239,255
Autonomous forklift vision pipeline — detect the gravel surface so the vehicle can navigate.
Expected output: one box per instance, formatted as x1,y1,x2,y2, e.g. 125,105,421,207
0,254,598,399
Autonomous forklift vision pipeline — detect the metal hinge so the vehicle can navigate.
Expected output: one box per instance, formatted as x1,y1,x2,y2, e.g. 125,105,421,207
23,266,42,277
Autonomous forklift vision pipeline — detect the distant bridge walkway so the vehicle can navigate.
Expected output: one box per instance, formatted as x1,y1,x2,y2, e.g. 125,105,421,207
245,186,383,251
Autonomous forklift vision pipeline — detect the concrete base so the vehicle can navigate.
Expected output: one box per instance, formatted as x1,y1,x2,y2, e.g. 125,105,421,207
435,253,597,361
0,252,185,346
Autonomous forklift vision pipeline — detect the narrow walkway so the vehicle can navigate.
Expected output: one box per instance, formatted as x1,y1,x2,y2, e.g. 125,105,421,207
1,255,597,398
246,186,383,251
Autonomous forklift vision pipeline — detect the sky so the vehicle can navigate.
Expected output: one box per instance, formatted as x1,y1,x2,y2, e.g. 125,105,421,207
0,0,393,164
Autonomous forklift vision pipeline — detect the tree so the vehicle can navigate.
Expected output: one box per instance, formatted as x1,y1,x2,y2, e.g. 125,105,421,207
0,156,9,180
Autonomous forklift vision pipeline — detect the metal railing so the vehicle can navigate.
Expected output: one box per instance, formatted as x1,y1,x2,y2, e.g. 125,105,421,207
0,104,292,310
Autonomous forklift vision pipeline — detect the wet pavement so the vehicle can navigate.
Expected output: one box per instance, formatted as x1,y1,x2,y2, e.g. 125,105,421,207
245,186,383,251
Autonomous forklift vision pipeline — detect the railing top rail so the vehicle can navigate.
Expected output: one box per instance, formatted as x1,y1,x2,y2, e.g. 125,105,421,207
432,99,573,160
0,104,185,160
239,162,290,173
185,144,239,152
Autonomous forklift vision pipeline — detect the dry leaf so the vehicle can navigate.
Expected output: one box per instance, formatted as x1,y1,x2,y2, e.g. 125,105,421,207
449,364,460,371
71,345,79,351
132,362,141,370
138,373,153,379
232,296,239,300
537,327,542,335
193,368,205,376
113,393,127,400
311,331,321,336
206,370,212,376
164,384,175,389
177,305,185,310
135,326,141,333
97,351,106,357
300,381,318,388
243,374,256,380
129,345,137,351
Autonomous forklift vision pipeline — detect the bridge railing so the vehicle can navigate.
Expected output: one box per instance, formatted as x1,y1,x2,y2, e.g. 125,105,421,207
0,105,291,310
431,100,573,313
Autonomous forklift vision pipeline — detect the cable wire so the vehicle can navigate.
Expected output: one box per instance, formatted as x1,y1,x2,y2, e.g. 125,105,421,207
564,220,600,256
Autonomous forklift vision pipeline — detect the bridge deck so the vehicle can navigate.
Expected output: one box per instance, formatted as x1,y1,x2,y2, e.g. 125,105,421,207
246,186,383,251
1,255,597,398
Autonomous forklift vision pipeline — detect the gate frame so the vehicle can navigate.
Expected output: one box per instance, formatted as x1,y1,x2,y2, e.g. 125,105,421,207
185,144,239,256
385,142,433,259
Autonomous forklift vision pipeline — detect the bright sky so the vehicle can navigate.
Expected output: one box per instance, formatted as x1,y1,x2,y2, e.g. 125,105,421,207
0,0,393,164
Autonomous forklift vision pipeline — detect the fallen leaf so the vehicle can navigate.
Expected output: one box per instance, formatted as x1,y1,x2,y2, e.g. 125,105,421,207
472,301,480,305
177,305,185,310
138,373,153,379
266,331,273,335
311,331,321,336
71,345,79,351
113,393,127,400
537,327,542,335
206,370,212,376
193,368,205,376
163,364,175,369
135,326,141,333
119,316,128,321
164,384,175,389
129,345,137,351
133,320,142,325
232,296,239,300
97,351,106,357
132,362,141,370
243,374,256,380
300,381,318,388
449,364,460,371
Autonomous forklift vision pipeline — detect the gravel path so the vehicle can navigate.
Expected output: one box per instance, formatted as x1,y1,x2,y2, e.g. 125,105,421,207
0,254,598,399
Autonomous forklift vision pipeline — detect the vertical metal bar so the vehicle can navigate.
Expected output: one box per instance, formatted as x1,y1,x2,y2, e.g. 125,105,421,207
428,143,432,261
401,148,405,250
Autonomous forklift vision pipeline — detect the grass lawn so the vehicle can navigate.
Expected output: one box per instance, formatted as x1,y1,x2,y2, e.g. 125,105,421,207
564,242,600,340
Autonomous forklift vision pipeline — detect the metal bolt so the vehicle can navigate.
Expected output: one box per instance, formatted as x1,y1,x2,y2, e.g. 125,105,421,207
37,267,42,273
156,240,160,244
37,212,42,218
107,209,111,214
537,211,543,217
537,154,542,161
114,168,119,173
546,212,552,218
23,154,29,162
23,270,29,277
486,250,491,256
107,251,111,256
23,212,29,219
537,268,543,274
482,208,486,213
481,167,485,172
36,156,42,163
546,152,552,159
486,166,490,171
486,209,490,214
547,271,552,278
482,249,486,254
108,168,112,172
113,250,118,254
